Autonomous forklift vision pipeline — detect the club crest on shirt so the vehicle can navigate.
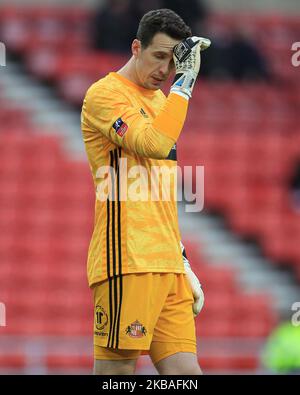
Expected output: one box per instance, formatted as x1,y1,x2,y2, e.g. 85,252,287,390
113,117,128,137
125,320,147,338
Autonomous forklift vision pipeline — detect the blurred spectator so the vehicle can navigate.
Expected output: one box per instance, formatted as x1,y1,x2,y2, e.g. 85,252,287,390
92,0,269,82
129,0,208,34
129,0,163,22
201,25,271,81
228,27,270,81
92,0,137,53
289,159,300,212
92,0,208,53
261,321,300,374
162,0,208,34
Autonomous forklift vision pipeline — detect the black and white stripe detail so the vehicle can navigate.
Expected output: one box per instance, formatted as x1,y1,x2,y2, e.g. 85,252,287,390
107,148,123,349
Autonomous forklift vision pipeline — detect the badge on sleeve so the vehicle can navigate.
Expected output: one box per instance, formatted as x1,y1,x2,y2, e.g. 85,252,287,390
113,117,128,138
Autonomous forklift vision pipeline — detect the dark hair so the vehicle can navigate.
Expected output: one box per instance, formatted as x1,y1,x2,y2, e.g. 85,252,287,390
136,9,191,48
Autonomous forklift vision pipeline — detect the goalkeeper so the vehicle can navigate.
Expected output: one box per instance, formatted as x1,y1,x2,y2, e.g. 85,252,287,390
81,8,209,375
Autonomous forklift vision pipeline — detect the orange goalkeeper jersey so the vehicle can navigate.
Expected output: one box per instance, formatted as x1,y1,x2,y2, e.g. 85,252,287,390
81,72,189,286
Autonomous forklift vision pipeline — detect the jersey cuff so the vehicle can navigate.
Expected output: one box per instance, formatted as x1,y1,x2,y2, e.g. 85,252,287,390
153,93,189,141
170,90,190,101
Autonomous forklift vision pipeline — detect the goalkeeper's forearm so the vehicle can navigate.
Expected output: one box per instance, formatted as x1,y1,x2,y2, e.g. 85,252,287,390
151,36,212,151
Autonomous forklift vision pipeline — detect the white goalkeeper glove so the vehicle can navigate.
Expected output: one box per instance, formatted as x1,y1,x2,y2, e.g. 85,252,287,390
180,241,204,317
171,36,211,99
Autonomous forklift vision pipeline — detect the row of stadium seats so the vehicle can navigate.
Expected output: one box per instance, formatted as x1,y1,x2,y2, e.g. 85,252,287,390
0,352,259,372
0,130,278,346
0,6,91,53
178,123,300,278
1,5,299,107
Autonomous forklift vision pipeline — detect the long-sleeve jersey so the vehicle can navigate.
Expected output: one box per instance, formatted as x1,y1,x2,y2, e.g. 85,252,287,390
81,72,189,286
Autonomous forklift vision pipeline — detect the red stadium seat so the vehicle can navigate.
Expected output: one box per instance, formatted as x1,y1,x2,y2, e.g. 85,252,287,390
200,355,258,370
0,354,26,369
46,355,93,370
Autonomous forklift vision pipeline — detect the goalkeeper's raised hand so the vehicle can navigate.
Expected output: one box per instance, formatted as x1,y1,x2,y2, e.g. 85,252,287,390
171,36,211,99
180,241,205,317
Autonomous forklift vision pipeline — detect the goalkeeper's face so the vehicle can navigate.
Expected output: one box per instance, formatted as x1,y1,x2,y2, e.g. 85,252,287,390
133,33,180,90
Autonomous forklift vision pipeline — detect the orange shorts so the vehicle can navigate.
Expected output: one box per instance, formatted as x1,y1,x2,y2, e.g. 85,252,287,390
93,272,197,364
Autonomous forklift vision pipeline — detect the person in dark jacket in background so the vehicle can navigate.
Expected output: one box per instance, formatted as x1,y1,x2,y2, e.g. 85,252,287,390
92,0,136,53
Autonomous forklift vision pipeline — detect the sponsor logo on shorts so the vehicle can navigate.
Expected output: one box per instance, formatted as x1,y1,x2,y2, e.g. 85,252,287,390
113,117,128,137
94,331,108,337
125,320,147,338
95,305,108,332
